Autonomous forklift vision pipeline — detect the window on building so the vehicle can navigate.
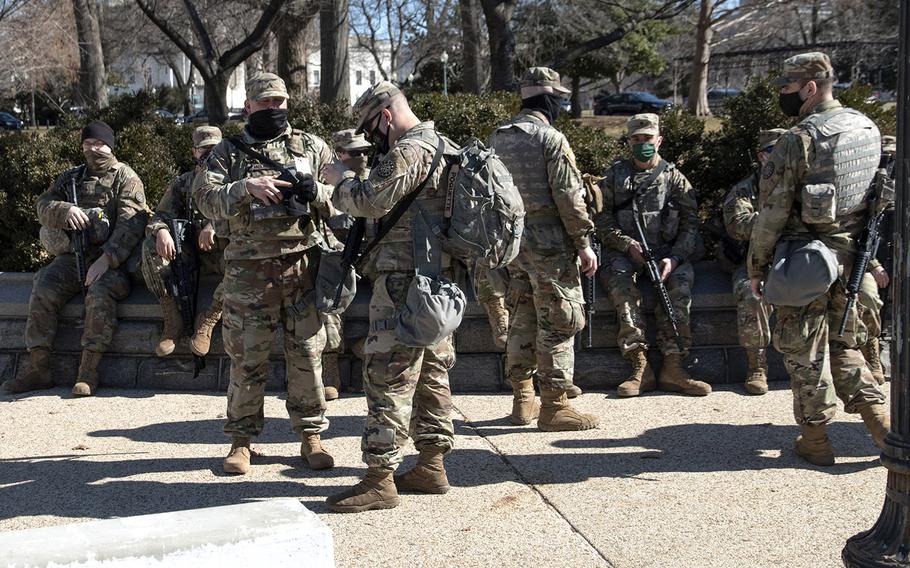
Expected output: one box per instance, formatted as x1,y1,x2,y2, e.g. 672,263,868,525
369,70,376,83
356,70,362,85
313,70,320,86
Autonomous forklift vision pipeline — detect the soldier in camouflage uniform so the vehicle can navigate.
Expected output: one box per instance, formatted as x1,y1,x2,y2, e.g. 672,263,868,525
142,126,227,359
2,121,149,396
194,73,336,475
324,82,459,513
487,67,599,430
722,129,786,395
596,114,711,398
748,52,889,466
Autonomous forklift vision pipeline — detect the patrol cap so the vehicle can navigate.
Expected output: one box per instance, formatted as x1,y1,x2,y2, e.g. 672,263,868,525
772,52,835,86
519,67,570,98
627,113,660,137
353,81,402,133
332,128,372,151
757,128,787,153
192,126,222,148
882,135,897,154
246,72,289,101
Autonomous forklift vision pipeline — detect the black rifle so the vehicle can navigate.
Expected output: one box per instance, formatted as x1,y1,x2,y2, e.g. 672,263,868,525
633,207,684,351
838,197,885,337
164,218,206,377
582,240,602,349
68,177,88,297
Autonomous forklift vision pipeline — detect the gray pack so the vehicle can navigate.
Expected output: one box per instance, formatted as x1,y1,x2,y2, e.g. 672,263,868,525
394,274,466,347
763,238,838,306
313,245,358,315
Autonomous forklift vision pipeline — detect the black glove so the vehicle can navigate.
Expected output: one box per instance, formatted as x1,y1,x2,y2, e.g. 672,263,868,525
294,173,317,203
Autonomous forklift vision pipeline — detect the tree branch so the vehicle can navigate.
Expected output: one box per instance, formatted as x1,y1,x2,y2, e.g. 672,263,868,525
220,0,286,69
134,0,211,79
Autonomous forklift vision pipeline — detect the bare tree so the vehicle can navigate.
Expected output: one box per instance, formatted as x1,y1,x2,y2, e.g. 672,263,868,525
0,0,26,23
320,0,350,102
460,0,483,93
479,0,516,91
277,0,319,100
350,0,417,81
73,0,108,108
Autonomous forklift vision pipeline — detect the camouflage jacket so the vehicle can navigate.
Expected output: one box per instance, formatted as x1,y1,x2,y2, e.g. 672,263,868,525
147,167,211,237
748,100,881,279
486,110,592,253
37,161,149,268
595,157,699,262
194,125,335,260
723,172,759,242
332,121,457,274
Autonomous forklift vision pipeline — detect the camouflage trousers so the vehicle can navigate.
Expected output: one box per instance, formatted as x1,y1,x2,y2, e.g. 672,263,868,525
25,253,130,353
473,263,510,304
506,251,585,390
322,312,343,353
732,266,773,349
140,234,226,312
600,251,694,356
361,272,455,469
858,272,884,340
221,251,328,438
772,278,885,426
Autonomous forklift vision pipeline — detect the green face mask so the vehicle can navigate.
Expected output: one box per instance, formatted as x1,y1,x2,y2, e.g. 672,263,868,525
632,142,656,162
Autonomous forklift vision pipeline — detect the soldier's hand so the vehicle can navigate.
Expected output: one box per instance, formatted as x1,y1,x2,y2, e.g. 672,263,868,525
578,246,599,278
658,257,678,282
246,176,291,205
750,277,763,299
156,229,177,261
85,253,111,287
627,241,644,264
65,206,90,230
872,265,890,288
198,223,216,252
322,160,348,186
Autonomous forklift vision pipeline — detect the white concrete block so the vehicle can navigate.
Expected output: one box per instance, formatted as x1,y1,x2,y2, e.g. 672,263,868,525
0,498,334,567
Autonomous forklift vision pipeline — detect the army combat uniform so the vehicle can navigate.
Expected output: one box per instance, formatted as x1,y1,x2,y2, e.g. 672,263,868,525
748,52,889,465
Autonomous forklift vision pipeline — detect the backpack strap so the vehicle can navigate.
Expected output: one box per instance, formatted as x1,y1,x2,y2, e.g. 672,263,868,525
613,159,669,213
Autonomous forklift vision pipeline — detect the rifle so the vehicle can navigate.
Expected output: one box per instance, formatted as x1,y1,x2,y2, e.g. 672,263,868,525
164,218,206,377
632,207,684,351
68,177,88,297
838,197,885,337
582,240,602,349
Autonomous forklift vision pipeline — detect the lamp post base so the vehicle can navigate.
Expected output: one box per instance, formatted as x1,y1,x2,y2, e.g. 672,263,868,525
843,469,910,567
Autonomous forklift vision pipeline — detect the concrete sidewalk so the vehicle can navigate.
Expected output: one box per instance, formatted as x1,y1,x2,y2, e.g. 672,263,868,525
0,386,887,567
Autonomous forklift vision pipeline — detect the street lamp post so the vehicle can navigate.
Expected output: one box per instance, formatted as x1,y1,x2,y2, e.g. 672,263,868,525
441,51,449,97
842,0,910,565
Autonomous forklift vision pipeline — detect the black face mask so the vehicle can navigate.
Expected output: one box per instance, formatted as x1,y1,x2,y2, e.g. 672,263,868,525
778,90,804,117
248,108,289,140
367,116,391,155
522,93,564,125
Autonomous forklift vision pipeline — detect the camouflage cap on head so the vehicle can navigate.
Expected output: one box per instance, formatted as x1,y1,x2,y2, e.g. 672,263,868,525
519,67,570,98
246,72,289,101
332,128,372,151
757,128,787,153
192,125,222,148
627,113,660,137
772,52,835,86
882,135,897,153
353,81,402,133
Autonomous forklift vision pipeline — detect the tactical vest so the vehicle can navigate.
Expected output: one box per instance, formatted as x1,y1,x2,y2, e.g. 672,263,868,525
611,160,680,249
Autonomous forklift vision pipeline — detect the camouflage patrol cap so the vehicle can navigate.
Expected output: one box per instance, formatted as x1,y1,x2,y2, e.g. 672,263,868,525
192,126,222,148
772,52,835,86
519,67,570,97
353,81,403,133
246,72,289,101
332,128,372,151
627,113,660,136
882,135,897,154
757,128,787,153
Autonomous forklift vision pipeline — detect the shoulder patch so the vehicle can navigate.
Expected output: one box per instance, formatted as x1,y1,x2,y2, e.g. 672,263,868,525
375,158,396,179
761,161,776,179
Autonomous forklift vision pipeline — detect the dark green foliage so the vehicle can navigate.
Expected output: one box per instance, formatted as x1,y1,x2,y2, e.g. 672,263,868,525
837,84,896,136
288,97,352,141
555,116,621,176
408,91,520,145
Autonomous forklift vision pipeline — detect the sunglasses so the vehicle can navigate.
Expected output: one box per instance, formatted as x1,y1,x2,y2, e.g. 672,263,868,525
338,150,367,158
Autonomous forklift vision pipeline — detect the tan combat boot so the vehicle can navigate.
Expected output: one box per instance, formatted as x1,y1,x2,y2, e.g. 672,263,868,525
301,433,335,470
190,304,221,357
861,337,886,385
510,379,539,425
394,447,450,494
794,424,835,466
223,437,252,474
482,296,510,350
156,295,183,357
537,386,599,432
859,403,890,450
2,348,53,394
322,351,341,401
72,350,102,397
566,384,583,398
658,353,711,396
326,467,400,513
617,347,656,397
744,349,769,395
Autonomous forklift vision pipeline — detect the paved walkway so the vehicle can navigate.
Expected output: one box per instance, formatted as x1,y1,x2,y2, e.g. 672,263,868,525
0,385,888,567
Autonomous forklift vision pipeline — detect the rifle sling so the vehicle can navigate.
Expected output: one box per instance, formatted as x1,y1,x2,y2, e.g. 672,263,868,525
230,136,298,174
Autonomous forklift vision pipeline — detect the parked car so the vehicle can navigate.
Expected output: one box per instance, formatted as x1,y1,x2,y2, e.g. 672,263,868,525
0,112,24,130
593,92,672,115
706,88,741,112
154,108,177,121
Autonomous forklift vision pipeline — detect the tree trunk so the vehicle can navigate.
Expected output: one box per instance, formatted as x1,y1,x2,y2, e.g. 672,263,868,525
480,0,516,92
205,72,231,125
570,74,581,118
460,0,482,94
319,0,350,104
277,10,316,101
687,0,713,117
72,0,108,108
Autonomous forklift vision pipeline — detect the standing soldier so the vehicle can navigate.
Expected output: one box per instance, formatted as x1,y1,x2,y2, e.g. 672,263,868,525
324,82,459,513
142,126,226,358
722,129,786,395
2,121,149,396
596,114,710,398
487,67,599,429
748,52,890,466
194,73,335,475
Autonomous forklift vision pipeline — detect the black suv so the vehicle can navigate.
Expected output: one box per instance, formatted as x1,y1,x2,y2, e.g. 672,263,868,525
0,112,24,130
594,92,672,115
